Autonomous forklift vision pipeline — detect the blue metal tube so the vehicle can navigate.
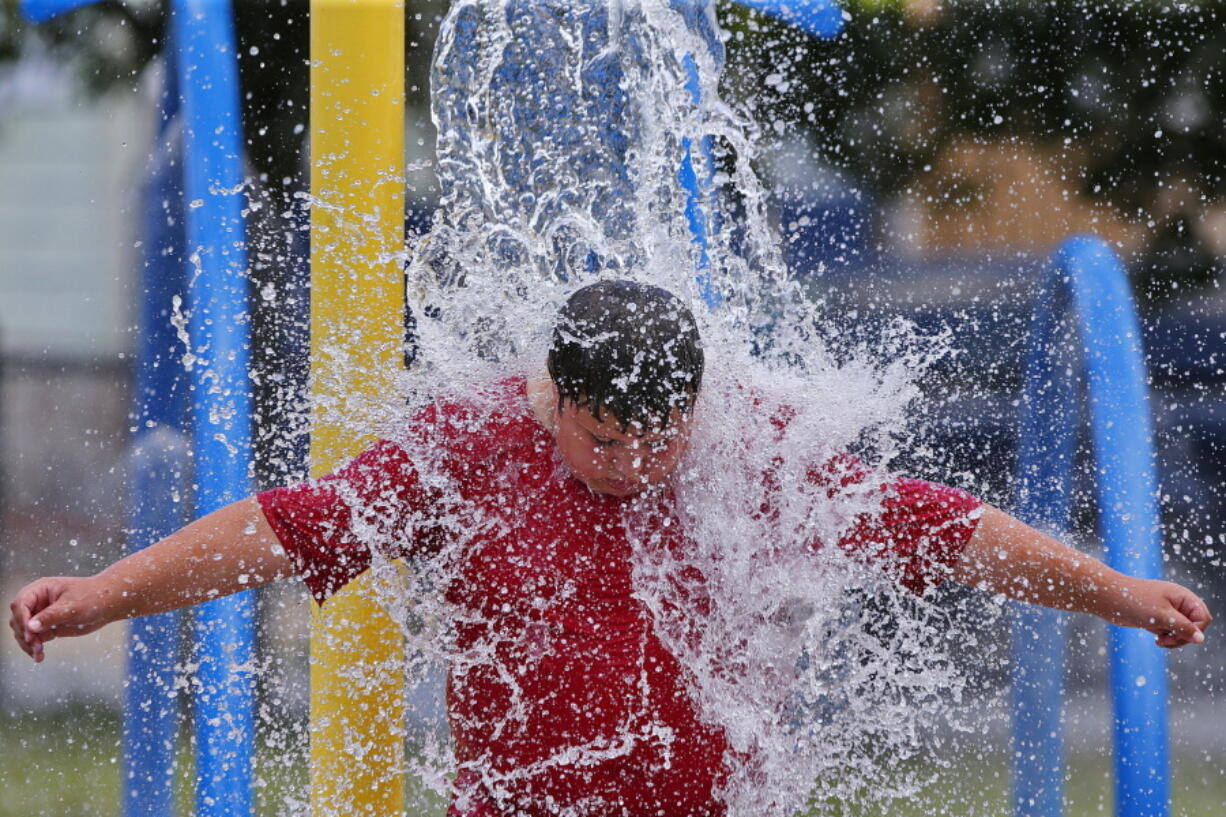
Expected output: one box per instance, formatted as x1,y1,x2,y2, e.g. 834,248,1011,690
1012,236,1169,817
17,0,87,22
730,0,845,38
169,1,256,814
682,0,842,307
1060,237,1170,817
1011,276,1077,817
677,53,720,308
124,49,191,817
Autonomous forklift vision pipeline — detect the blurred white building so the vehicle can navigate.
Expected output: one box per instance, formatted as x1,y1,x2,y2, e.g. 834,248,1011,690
0,53,153,709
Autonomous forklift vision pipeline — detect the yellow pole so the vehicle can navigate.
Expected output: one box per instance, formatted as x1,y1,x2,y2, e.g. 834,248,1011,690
309,2,405,816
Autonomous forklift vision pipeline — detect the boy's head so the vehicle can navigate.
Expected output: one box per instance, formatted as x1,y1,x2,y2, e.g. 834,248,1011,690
546,280,704,495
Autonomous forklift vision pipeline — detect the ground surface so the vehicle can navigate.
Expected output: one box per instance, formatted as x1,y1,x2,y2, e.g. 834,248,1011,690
1,706,1223,817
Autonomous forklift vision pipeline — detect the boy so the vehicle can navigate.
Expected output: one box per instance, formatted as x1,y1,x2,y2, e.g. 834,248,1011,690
8,280,1212,817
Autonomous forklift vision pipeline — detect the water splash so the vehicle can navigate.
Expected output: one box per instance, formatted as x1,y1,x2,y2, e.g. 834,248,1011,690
309,1,999,815
408,0,809,379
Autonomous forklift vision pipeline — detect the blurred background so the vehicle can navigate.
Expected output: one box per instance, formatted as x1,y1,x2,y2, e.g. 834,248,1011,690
0,0,1223,814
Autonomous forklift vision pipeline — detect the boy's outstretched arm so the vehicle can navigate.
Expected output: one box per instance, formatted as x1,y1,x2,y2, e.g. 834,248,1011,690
953,506,1212,649
8,497,292,663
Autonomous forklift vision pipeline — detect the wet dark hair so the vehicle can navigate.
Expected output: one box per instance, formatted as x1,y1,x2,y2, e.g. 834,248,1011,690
547,279,704,430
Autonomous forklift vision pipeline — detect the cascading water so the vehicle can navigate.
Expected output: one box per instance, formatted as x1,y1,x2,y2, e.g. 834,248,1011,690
314,1,1002,815
410,0,798,367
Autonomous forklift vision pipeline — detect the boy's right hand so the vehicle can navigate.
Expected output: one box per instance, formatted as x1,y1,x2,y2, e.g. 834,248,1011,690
8,576,115,663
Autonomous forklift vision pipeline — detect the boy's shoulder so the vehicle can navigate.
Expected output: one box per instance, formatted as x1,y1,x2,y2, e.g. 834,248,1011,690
394,377,541,465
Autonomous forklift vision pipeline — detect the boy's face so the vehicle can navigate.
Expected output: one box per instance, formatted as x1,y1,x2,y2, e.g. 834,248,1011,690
552,400,693,497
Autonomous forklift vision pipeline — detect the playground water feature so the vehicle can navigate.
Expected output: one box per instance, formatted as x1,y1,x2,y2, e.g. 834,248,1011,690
4,0,1214,816
330,2,999,815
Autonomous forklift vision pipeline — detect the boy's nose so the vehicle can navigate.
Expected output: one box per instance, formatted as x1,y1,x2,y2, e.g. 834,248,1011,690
611,449,644,478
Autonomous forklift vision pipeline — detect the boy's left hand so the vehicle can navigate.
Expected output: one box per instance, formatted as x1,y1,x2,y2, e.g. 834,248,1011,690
1106,578,1212,649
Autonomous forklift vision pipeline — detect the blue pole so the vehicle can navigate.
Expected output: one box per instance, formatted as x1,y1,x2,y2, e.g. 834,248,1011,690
731,0,846,38
21,1,256,812
1011,276,1077,817
169,1,256,815
1012,236,1169,817
683,0,843,307
124,50,191,817
1060,237,1169,817
677,52,720,308
17,0,87,22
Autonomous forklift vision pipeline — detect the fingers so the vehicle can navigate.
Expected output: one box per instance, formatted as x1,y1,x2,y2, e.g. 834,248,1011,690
9,583,38,633
29,596,74,637
1162,586,1212,647
1148,587,1208,648
8,580,54,662
23,581,64,635
1154,628,1201,649
1157,612,1203,646
8,577,76,663
8,601,38,661
1176,592,1213,630
1155,632,1182,649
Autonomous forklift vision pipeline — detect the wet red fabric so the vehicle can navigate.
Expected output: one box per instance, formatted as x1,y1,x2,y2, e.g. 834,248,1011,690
258,380,981,817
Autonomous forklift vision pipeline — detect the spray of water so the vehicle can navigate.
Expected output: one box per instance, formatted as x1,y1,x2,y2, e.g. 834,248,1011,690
309,1,999,814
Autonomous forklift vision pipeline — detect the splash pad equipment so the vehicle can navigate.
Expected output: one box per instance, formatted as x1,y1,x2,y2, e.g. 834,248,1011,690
1012,236,1170,817
24,1,257,815
15,1,1175,816
308,5,406,815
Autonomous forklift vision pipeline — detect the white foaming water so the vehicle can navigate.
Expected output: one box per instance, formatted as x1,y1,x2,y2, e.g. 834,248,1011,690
312,2,998,815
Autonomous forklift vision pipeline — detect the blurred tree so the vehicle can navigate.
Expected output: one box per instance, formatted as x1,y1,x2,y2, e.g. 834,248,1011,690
4,0,1222,294
724,0,1226,202
0,0,163,94
721,0,1226,294
0,0,445,189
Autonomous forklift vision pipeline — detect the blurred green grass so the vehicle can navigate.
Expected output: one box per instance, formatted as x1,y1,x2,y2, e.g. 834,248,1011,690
0,705,446,817
1,706,1222,816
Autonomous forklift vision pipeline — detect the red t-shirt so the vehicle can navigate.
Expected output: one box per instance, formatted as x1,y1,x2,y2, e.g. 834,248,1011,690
257,379,982,817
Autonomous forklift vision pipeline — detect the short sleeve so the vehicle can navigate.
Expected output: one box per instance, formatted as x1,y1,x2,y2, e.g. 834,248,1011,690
837,476,984,595
257,438,439,605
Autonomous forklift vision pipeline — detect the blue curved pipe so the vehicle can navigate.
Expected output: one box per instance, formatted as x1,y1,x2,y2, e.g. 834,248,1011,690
683,0,842,309
17,0,84,22
1012,235,1169,817
731,0,845,38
